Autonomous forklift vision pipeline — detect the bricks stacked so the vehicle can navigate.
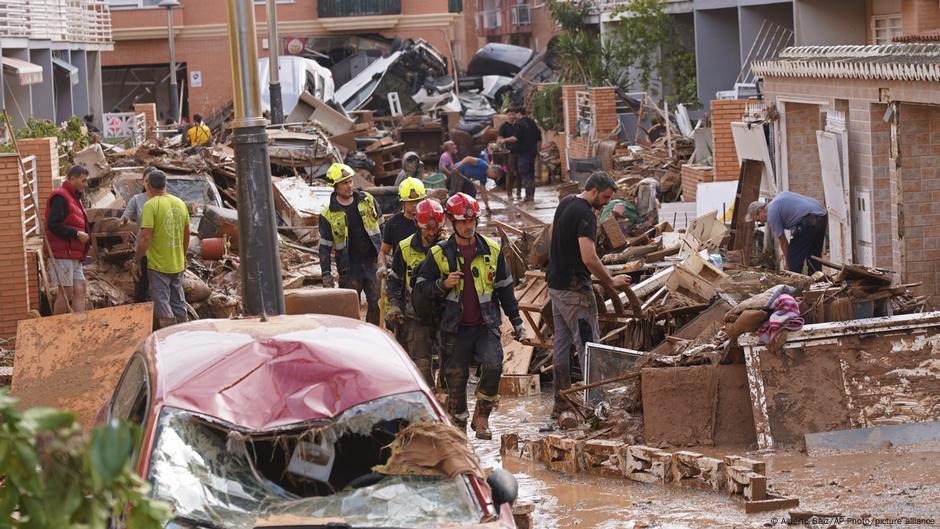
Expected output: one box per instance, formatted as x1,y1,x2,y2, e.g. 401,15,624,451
710,99,749,182
133,103,158,139
0,154,31,339
680,164,716,202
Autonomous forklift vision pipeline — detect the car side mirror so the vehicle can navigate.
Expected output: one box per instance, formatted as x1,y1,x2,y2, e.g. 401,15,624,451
486,468,518,508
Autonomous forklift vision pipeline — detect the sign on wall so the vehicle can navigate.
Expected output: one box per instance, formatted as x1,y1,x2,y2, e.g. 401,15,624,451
190,70,202,88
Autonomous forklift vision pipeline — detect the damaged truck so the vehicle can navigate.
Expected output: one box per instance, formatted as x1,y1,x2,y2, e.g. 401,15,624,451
101,314,518,529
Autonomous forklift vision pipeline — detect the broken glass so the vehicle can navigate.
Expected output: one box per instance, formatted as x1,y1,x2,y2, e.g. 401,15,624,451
149,391,485,529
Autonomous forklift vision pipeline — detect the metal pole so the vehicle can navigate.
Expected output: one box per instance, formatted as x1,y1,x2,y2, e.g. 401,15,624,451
266,0,284,124
226,0,285,316
166,7,179,123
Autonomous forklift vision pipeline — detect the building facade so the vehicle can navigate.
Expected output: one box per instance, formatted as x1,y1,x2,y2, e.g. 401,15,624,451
457,0,558,67
0,0,113,128
103,0,464,121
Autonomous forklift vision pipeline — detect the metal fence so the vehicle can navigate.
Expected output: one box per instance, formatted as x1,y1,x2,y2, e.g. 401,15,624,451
317,0,401,18
102,112,147,147
0,0,111,43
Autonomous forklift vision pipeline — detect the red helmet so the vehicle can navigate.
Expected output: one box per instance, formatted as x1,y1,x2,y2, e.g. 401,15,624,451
415,198,444,229
445,192,481,221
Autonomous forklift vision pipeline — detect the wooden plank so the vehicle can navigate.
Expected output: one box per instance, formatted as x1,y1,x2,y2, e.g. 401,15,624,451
817,131,851,266
744,496,800,514
729,159,762,263
12,303,154,429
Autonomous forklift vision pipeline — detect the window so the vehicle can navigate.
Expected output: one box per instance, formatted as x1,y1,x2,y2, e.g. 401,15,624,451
872,14,901,44
109,354,150,428
317,0,401,18
106,0,163,9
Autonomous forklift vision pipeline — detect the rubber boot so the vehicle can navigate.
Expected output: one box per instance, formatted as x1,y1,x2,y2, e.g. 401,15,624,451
471,399,495,440
444,368,469,430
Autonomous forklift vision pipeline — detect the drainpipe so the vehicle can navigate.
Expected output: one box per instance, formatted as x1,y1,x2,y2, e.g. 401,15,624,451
225,0,285,316
266,0,284,124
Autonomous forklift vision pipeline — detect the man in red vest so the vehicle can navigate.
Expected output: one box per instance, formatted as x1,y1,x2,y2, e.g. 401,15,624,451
45,165,91,314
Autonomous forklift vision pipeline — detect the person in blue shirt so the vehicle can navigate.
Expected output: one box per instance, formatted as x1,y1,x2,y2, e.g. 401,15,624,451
448,156,498,214
746,191,828,274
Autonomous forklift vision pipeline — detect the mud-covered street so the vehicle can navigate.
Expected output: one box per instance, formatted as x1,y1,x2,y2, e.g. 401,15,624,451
471,392,940,528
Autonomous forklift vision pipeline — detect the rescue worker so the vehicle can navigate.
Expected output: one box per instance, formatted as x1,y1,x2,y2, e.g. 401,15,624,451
386,198,446,385
413,192,527,439
319,162,384,325
377,177,425,272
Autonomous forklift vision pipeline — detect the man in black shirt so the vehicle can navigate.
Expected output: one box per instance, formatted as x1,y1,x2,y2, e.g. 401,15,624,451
516,107,542,203
497,109,522,201
377,177,426,274
546,171,630,418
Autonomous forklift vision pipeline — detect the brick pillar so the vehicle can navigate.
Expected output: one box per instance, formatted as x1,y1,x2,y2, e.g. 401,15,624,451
0,154,31,339
17,137,59,223
710,99,749,181
590,87,619,137
133,103,158,139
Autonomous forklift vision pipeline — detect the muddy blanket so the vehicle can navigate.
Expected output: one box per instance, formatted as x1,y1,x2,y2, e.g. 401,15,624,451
374,421,485,480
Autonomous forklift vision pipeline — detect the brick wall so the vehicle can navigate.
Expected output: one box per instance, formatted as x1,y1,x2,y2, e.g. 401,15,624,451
710,99,748,181
901,0,940,36
681,164,715,202
0,154,31,339
562,85,620,177
17,137,59,223
784,102,825,206
590,87,619,138
897,103,940,302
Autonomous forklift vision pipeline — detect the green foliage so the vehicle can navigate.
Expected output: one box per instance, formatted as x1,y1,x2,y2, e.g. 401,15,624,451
546,0,698,105
0,116,94,172
609,0,698,104
531,84,564,132
0,390,172,529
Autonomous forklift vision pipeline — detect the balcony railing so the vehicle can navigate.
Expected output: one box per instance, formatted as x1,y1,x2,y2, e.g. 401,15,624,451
0,0,111,43
317,0,401,18
511,4,531,26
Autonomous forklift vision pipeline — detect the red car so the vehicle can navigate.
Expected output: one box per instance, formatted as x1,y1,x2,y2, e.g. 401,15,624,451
103,314,518,529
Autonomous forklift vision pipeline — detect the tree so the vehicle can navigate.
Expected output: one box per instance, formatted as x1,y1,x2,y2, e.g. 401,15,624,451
0,391,171,529
609,0,698,104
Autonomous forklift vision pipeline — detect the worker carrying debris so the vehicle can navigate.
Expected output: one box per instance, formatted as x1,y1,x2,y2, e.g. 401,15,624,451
45,165,92,314
414,192,527,439
547,171,630,418
133,170,191,329
186,113,212,150
746,191,828,274
386,198,446,385
319,162,384,325
378,177,425,272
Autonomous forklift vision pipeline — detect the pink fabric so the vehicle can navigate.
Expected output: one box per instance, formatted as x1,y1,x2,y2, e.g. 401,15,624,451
757,294,804,344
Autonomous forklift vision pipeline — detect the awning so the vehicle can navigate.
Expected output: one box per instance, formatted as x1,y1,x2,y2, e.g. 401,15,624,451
1,56,43,86
52,57,79,86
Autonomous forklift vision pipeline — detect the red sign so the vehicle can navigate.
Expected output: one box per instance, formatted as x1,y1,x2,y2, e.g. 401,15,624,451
283,37,306,55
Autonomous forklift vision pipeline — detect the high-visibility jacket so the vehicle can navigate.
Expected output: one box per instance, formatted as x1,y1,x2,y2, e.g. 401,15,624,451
318,191,382,276
187,123,211,147
387,232,435,316
45,180,89,260
413,233,522,335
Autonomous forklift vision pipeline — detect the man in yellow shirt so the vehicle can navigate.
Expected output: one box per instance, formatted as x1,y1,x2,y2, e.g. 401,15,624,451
133,170,191,329
186,113,212,149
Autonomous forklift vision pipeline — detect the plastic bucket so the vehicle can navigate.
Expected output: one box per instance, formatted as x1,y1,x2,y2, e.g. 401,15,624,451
200,237,225,260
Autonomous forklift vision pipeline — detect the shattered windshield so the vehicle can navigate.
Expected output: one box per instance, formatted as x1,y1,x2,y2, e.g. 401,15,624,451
149,392,484,529
166,178,219,208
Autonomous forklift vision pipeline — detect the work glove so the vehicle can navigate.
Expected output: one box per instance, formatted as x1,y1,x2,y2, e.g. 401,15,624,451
511,322,528,342
386,304,403,325
322,274,335,289
377,266,390,279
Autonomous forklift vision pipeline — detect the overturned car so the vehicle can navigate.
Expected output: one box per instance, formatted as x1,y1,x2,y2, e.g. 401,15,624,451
102,314,517,529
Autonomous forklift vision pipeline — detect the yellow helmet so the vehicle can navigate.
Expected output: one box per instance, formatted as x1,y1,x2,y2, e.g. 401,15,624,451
398,177,427,202
326,163,355,186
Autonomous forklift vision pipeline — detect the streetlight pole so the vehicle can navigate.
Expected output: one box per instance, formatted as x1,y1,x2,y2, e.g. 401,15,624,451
266,0,284,124
159,0,180,123
225,0,285,316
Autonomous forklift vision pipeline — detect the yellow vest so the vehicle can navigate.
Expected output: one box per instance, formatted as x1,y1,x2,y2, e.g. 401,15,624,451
320,192,381,251
398,233,429,290
429,235,500,304
188,123,211,147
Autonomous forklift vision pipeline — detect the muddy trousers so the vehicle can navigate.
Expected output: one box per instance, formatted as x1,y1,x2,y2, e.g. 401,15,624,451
442,324,504,427
549,287,599,406
398,317,434,386
149,269,188,328
517,153,536,200
340,263,380,325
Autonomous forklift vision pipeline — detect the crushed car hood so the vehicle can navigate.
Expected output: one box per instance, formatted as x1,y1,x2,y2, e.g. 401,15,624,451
143,315,427,430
